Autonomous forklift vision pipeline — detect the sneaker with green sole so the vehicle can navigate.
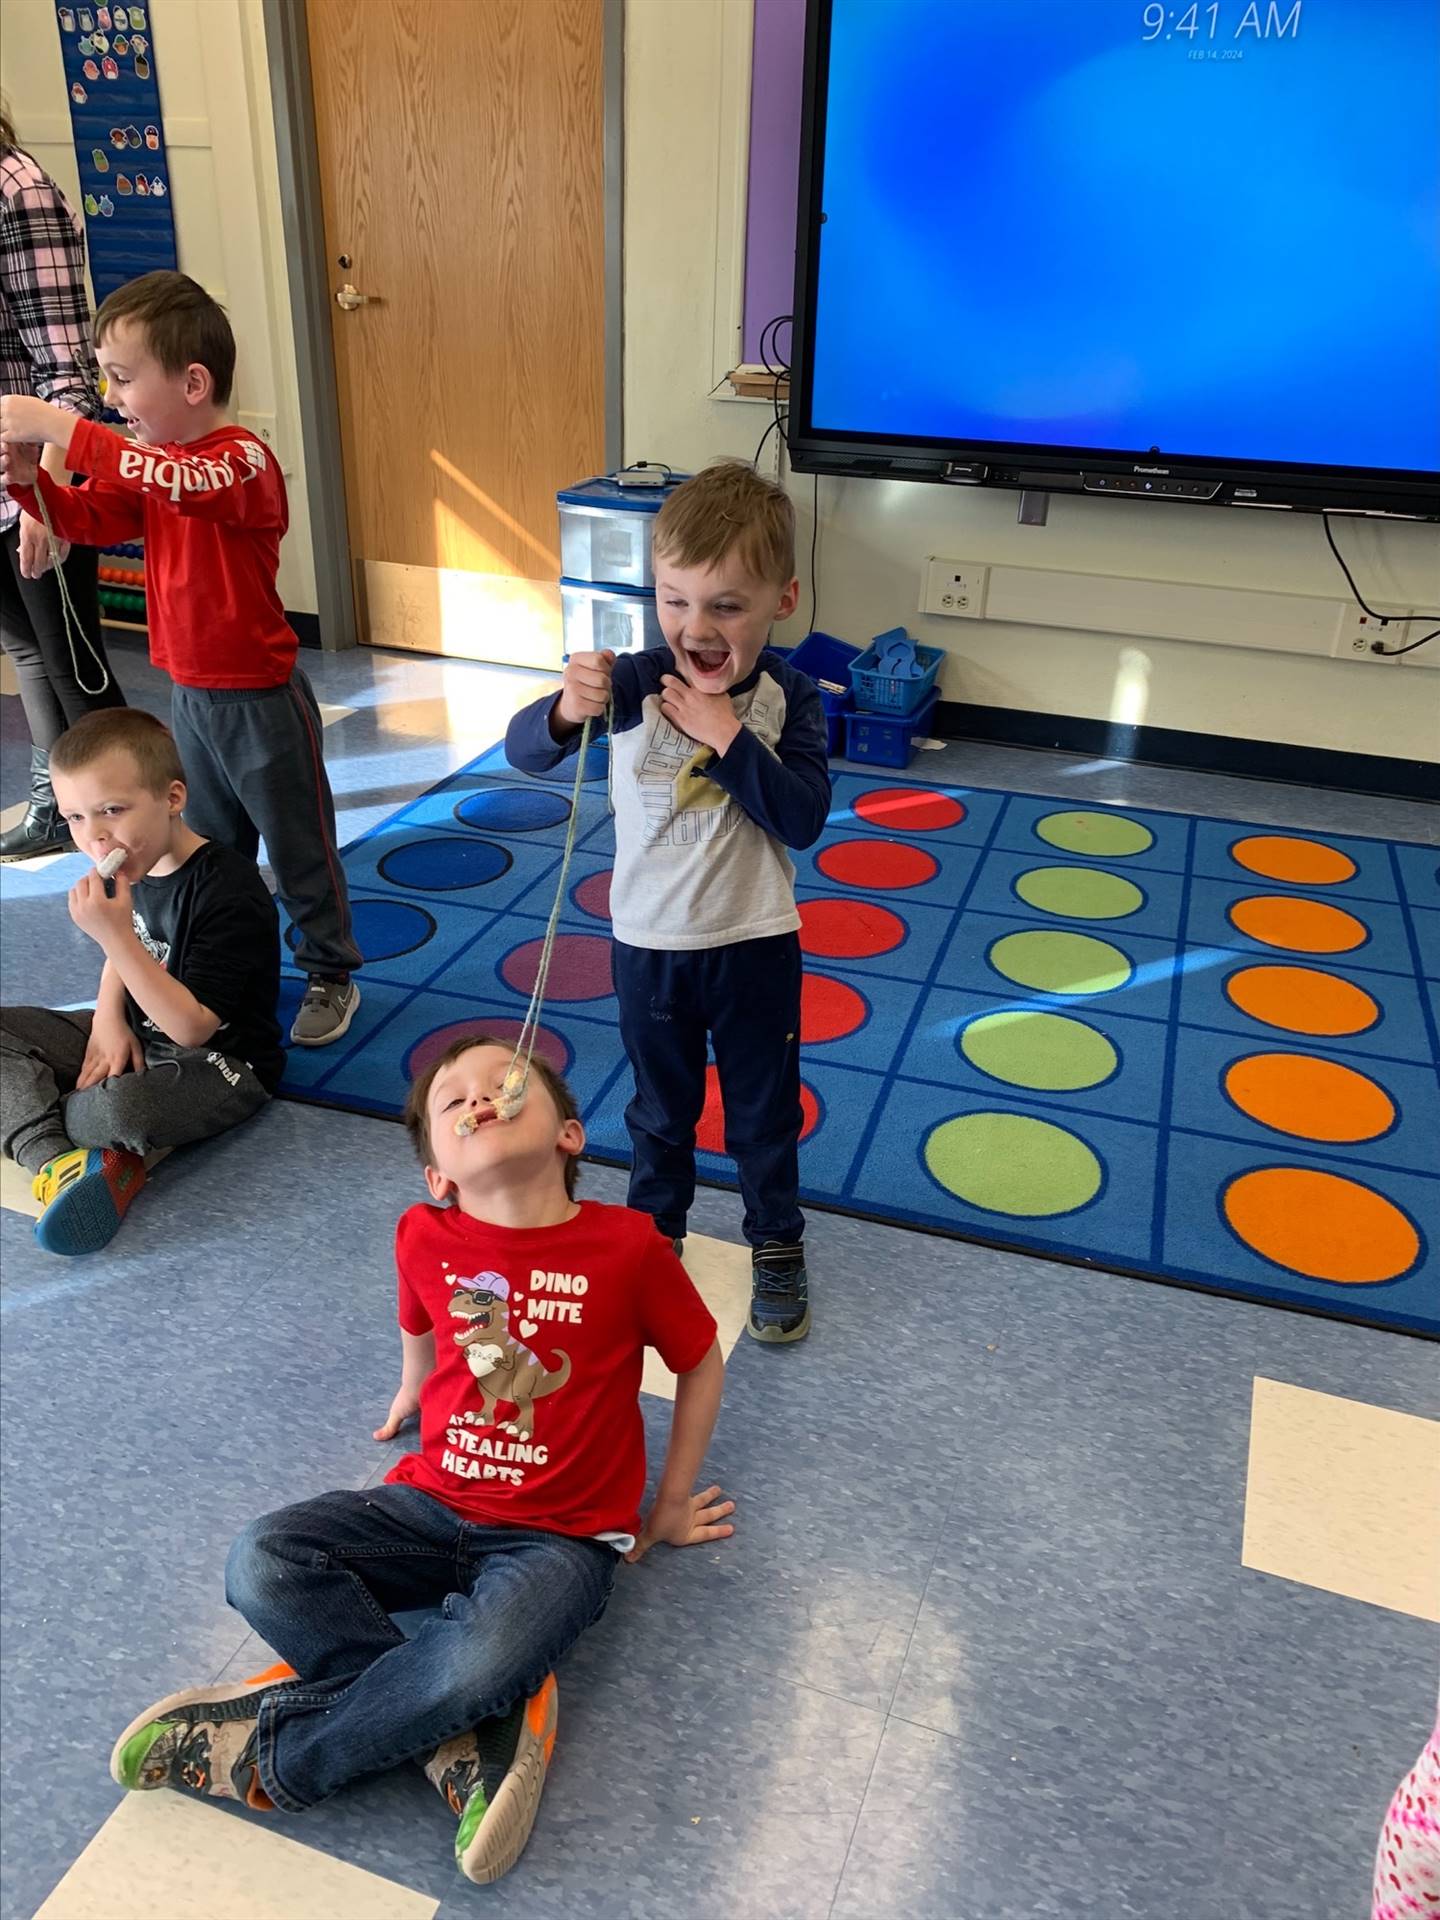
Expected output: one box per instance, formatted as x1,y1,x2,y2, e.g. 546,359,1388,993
424,1672,558,1884
109,1679,279,1810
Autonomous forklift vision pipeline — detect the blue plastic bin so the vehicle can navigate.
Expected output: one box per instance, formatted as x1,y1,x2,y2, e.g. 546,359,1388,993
842,690,939,769
788,630,861,754
849,632,944,715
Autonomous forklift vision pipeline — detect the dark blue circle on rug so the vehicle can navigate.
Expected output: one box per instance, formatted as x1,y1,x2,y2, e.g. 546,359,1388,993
287,896,437,962
453,787,571,833
377,837,513,892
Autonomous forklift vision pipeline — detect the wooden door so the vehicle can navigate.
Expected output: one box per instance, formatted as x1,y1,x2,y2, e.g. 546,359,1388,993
306,0,607,664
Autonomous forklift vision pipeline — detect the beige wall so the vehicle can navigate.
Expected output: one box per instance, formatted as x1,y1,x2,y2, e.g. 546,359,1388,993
1,0,317,612
623,0,1440,763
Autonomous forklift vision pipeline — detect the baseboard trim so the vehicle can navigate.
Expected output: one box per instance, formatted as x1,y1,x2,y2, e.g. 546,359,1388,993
933,701,1436,802
287,610,323,650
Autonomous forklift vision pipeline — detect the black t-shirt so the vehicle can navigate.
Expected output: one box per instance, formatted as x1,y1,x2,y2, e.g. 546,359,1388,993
127,841,284,1092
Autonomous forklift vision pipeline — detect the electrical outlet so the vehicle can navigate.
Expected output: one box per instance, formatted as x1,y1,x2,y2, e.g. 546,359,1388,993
922,557,989,618
1331,602,1415,663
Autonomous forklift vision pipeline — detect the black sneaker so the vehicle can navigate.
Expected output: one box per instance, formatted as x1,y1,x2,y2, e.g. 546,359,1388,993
671,1237,685,1259
424,1672,558,1884
748,1242,811,1344
110,1679,277,1808
289,976,360,1047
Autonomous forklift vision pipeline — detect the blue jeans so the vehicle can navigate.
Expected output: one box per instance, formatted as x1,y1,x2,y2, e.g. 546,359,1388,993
224,1484,618,1812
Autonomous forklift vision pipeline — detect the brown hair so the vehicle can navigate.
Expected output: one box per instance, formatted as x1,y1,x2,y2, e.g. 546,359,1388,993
50,708,185,795
94,271,236,406
0,103,16,152
652,459,796,587
404,1034,582,1198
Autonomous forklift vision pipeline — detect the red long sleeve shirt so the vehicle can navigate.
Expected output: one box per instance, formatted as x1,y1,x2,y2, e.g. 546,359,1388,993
14,417,296,688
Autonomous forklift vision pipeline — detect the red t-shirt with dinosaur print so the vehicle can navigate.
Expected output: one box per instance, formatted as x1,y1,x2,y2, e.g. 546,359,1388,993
385,1199,716,1539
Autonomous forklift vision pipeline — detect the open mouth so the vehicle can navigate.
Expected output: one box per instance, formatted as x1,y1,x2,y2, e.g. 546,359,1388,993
683,644,732,679
454,1104,502,1137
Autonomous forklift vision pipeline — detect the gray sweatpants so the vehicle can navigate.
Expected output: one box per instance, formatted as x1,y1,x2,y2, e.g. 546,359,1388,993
170,667,361,979
0,1008,270,1175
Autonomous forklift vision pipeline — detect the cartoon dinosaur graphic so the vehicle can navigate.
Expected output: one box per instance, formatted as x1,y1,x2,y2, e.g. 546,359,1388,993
448,1274,571,1441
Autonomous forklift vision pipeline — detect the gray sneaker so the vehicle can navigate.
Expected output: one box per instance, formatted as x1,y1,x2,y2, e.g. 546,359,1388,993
289,977,360,1047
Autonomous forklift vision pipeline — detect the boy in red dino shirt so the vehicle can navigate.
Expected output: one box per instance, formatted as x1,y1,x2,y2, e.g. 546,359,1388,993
0,270,359,1046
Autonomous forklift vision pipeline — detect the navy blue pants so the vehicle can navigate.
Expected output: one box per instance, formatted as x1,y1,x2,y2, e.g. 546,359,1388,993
613,932,805,1249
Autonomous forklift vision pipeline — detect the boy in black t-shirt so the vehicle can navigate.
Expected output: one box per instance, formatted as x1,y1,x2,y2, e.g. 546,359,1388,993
0,710,282,1255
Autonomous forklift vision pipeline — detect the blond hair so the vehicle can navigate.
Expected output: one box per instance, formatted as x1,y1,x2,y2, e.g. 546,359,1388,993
652,460,796,587
50,709,185,795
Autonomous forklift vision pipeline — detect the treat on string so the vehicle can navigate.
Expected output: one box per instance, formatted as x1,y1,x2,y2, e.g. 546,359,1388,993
492,1062,528,1121
96,847,127,880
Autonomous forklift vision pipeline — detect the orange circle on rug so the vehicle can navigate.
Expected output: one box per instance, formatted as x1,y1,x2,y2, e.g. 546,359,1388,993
798,897,907,959
1223,1052,1396,1143
816,839,939,890
695,1065,820,1154
1224,964,1380,1038
800,973,868,1043
1227,894,1368,955
1222,1168,1420,1283
1230,835,1357,886
852,787,966,833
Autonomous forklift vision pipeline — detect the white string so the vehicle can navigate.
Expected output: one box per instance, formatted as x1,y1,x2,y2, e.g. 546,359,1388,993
495,701,612,1119
31,481,112,698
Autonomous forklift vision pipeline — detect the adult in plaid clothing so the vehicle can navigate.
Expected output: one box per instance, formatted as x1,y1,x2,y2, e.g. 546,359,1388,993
1,106,124,863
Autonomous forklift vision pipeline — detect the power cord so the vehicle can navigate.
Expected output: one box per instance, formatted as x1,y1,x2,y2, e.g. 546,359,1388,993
1322,513,1438,656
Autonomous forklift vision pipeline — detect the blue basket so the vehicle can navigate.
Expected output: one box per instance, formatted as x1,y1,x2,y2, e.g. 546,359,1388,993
788,631,861,756
842,690,939,769
849,633,944,715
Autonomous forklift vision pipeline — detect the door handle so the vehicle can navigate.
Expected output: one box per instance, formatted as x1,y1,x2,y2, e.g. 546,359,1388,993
334,283,374,311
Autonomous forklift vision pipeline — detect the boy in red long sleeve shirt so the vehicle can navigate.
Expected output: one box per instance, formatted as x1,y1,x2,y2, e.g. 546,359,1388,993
0,271,360,1046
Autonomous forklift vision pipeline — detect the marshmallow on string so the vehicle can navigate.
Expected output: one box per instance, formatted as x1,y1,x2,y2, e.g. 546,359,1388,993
454,704,610,1135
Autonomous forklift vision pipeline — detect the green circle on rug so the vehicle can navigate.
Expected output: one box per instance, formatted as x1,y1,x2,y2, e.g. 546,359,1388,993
1014,865,1144,920
1035,809,1154,857
924,1112,1104,1216
988,929,1133,995
960,1010,1118,1091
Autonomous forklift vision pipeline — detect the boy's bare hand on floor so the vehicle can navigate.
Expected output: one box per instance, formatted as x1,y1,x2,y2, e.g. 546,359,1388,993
373,1383,422,1442
625,1485,736,1564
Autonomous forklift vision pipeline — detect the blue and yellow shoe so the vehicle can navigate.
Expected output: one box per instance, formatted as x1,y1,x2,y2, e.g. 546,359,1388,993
32,1147,145,1256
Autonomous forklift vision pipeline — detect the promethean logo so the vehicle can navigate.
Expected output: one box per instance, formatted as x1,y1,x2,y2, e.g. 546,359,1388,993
1134,465,1170,475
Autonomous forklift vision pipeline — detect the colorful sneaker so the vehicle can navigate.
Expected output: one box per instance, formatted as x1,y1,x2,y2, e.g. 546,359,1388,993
32,1147,145,1256
424,1672,558,1884
110,1679,278,1809
289,977,360,1047
748,1242,811,1344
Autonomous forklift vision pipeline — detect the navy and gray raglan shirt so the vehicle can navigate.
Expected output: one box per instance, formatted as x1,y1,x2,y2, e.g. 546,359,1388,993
505,648,831,951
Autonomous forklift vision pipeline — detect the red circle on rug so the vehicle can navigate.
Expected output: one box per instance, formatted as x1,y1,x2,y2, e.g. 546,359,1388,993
405,1017,572,1082
571,869,612,921
816,838,939,891
798,898,907,959
695,1065,820,1154
801,972,868,1043
853,787,965,833
500,933,613,1001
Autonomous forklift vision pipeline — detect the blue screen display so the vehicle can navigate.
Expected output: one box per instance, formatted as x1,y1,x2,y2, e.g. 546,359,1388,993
810,1,1439,473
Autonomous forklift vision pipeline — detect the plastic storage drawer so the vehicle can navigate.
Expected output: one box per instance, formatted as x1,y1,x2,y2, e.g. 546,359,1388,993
560,578,663,657
842,690,939,768
556,475,687,590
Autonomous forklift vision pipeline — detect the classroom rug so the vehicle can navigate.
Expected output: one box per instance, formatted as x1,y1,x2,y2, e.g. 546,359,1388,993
277,743,1440,1338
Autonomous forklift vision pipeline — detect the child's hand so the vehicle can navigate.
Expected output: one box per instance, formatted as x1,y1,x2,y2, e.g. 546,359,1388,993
0,395,74,451
659,675,741,755
18,513,66,580
373,1381,422,1441
0,440,41,491
625,1484,736,1563
554,649,615,731
67,869,136,948
76,1018,145,1090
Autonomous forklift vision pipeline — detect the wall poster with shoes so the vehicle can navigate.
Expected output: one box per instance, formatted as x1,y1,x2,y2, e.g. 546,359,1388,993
52,3,177,304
